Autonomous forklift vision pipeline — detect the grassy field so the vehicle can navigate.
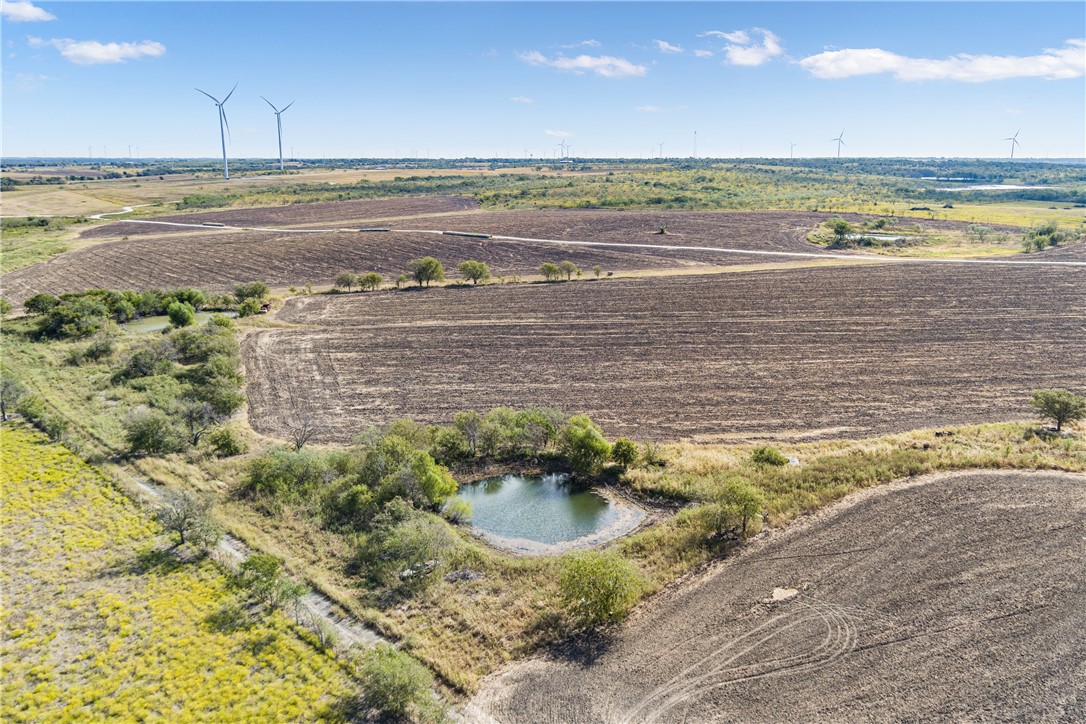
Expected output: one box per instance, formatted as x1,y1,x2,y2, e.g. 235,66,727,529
0,424,359,721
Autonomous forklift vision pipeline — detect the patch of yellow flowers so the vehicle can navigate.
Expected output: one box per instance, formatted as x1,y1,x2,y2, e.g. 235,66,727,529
1,425,357,721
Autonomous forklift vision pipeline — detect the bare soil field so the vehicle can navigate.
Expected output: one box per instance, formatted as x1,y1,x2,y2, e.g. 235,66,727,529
242,263,1085,443
78,195,481,237
469,470,1086,723
2,210,850,303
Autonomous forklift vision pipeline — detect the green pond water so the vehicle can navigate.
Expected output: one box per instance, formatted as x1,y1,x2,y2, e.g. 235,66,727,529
124,311,238,333
460,473,620,545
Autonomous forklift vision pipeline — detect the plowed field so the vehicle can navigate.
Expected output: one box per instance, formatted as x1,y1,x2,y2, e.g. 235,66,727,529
242,263,1086,444
467,470,1086,723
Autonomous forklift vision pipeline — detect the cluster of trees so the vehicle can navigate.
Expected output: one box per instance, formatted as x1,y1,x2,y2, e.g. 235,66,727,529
333,271,383,293
1022,222,1075,253
539,260,588,281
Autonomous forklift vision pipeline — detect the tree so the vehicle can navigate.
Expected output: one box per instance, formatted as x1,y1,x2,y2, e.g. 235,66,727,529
559,551,642,626
1,376,27,422
359,272,383,291
123,406,183,455
540,262,562,282
715,479,767,538
334,272,357,292
592,264,602,279
395,274,409,289
177,398,224,446
239,553,286,606
410,257,445,287
558,260,580,281
453,410,482,454
610,438,639,470
561,415,612,478
458,260,491,285
24,293,59,316
830,218,852,245
284,391,321,450
234,281,269,302
166,300,196,328
1031,389,1086,431
358,643,436,718
154,488,221,550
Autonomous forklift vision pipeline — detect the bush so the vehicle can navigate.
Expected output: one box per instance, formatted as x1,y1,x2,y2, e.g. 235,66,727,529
558,551,643,626
242,447,329,506
358,643,435,718
355,500,460,588
206,426,247,457
1031,389,1086,431
238,553,285,606
443,496,472,523
234,282,269,302
37,297,110,339
561,415,612,478
123,406,184,455
237,298,263,317
714,479,767,538
610,438,639,469
24,293,59,316
751,445,788,466
166,301,196,328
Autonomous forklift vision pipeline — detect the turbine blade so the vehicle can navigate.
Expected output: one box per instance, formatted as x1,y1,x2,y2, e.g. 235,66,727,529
260,95,278,112
195,88,220,103
221,107,231,142
281,101,295,113
222,82,238,104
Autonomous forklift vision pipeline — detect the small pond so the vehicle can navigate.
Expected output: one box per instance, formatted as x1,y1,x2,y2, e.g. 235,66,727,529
459,473,645,554
124,311,238,333
846,233,909,242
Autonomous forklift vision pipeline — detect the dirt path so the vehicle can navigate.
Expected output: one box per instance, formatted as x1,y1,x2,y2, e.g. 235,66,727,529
467,470,1086,723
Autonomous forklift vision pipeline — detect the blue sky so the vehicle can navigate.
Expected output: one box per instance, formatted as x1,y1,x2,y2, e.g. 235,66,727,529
3,1,1084,159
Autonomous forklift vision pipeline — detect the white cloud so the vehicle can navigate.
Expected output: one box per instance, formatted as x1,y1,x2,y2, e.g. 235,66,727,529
636,105,663,113
700,30,749,44
654,39,683,54
519,50,648,78
1,1,55,22
561,39,601,49
15,71,49,90
28,36,165,64
798,39,1085,82
510,96,534,104
693,49,714,58
545,129,572,138
722,28,783,67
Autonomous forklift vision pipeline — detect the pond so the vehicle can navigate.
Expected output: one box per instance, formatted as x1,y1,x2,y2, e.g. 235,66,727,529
459,473,646,555
124,311,238,333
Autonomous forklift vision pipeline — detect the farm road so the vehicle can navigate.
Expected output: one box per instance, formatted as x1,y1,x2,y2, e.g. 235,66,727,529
468,470,1086,723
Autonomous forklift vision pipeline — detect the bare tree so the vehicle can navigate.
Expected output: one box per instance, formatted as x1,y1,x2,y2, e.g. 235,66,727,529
177,398,224,446
1,376,27,422
155,489,221,550
284,389,322,450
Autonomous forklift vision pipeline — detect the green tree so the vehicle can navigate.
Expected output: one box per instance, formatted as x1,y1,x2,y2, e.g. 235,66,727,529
358,643,436,718
458,260,491,285
166,301,196,328
592,264,602,279
123,406,184,455
1,375,27,422
561,415,612,478
395,273,409,289
539,262,562,281
1031,389,1086,431
410,256,445,287
558,260,580,280
234,281,270,302
715,479,767,538
177,398,224,446
610,438,639,470
559,551,643,626
359,272,383,291
334,271,357,292
238,553,285,606
154,489,221,550
24,293,59,316
830,218,852,245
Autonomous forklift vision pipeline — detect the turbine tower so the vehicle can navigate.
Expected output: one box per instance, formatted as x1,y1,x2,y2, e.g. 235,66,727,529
195,83,237,179
831,130,845,159
658,141,665,158
1004,130,1021,159
789,141,797,160
261,96,295,172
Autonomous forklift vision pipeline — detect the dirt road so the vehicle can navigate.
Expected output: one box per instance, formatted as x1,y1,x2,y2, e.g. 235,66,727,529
468,470,1086,722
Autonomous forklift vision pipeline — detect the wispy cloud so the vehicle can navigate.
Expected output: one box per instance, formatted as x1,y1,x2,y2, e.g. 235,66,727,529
721,28,783,67
799,39,1086,82
519,50,648,78
653,39,683,54
15,71,49,90
510,96,534,104
29,36,166,64
700,30,749,44
693,49,714,59
636,105,663,113
1,0,55,22
561,39,601,49
545,129,572,138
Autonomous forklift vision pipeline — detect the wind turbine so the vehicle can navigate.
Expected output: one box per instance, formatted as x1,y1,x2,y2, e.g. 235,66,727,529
1004,130,1021,159
789,141,797,160
658,141,665,158
196,83,237,179
831,130,845,159
260,96,294,172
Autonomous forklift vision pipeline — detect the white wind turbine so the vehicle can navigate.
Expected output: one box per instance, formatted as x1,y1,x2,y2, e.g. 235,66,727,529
261,96,295,172
1004,130,1021,159
831,130,845,159
195,83,238,179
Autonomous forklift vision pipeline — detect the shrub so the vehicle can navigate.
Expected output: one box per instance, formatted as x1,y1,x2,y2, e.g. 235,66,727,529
166,301,196,328
24,293,59,316
610,438,639,469
355,500,460,588
238,553,285,606
236,298,262,317
37,297,110,339
206,426,247,457
242,447,329,506
0,299,9,317
592,264,602,278
358,643,435,718
123,406,184,455
395,274,409,289
234,282,269,302
208,313,236,330
1031,389,1086,431
751,445,789,466
561,415,612,478
443,496,472,523
715,479,767,538
558,551,643,626
1,376,27,422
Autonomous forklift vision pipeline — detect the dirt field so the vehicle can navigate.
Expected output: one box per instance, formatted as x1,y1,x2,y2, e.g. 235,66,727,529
1,210,851,303
468,470,1086,722
241,263,1085,444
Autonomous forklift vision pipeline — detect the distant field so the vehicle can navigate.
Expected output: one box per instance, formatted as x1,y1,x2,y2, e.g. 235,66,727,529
242,262,1086,444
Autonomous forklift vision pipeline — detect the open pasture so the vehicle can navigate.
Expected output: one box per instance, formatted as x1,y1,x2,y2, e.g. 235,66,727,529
242,262,1085,444
470,470,1086,722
